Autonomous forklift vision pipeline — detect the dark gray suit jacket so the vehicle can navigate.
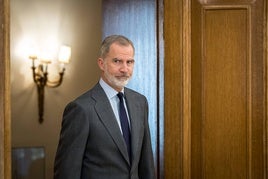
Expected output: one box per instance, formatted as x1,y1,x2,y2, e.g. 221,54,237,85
54,83,156,179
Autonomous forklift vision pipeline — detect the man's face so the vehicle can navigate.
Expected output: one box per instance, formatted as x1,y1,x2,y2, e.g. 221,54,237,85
98,43,135,92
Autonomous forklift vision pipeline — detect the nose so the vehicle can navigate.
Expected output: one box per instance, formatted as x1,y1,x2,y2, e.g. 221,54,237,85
120,62,128,72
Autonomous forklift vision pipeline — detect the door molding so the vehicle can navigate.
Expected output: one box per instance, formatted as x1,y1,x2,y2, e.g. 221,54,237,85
0,0,11,178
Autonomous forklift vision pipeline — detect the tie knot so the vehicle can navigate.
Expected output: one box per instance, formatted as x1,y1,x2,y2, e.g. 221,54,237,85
117,92,124,100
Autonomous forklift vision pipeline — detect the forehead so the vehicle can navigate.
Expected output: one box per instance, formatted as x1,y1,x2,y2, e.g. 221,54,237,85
108,43,134,57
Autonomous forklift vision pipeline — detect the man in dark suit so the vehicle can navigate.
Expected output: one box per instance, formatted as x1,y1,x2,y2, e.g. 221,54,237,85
54,35,156,179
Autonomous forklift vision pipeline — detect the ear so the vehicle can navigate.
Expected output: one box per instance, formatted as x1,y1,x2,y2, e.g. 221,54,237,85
98,58,104,70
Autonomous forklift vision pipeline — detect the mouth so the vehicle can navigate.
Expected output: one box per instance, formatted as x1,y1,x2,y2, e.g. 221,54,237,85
116,76,129,81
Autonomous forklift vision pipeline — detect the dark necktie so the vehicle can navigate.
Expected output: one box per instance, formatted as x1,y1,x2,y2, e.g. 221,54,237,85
117,92,131,160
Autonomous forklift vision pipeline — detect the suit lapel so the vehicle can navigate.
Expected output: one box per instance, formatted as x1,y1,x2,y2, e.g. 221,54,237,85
92,84,130,165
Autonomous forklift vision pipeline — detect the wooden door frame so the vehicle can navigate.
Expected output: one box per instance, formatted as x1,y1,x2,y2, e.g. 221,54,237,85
0,0,10,178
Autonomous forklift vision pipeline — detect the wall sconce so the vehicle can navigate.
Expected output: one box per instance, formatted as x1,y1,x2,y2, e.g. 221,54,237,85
29,45,71,123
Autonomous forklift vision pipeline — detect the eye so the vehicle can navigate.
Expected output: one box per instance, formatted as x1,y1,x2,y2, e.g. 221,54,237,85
113,58,121,64
127,60,135,65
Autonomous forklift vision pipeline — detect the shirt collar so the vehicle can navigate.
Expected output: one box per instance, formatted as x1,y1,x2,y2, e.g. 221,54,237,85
99,78,124,99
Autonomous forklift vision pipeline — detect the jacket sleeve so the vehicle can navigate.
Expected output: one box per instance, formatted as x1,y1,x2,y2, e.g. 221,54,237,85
54,101,89,179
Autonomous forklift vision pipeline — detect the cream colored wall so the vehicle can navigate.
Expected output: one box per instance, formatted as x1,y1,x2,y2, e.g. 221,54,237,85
10,0,102,178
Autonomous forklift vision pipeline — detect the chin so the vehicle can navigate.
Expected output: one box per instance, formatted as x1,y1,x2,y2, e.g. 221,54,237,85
105,74,130,89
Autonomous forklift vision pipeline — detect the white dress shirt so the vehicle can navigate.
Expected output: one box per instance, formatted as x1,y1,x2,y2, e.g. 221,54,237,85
99,78,131,133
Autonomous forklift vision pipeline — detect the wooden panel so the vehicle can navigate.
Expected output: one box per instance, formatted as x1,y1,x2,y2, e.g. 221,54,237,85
191,0,266,179
203,7,249,179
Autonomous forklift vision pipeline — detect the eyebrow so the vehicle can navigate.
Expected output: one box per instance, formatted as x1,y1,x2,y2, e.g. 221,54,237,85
113,58,135,61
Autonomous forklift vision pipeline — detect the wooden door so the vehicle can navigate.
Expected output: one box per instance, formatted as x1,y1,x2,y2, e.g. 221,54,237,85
164,0,267,178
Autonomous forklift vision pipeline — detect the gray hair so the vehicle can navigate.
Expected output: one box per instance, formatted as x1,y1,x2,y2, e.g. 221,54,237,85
100,35,135,58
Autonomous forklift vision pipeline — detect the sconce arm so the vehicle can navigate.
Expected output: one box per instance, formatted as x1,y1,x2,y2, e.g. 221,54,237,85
46,69,65,88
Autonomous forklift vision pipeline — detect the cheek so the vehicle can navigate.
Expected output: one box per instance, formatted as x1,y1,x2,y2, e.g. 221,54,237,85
128,66,134,74
105,64,117,74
